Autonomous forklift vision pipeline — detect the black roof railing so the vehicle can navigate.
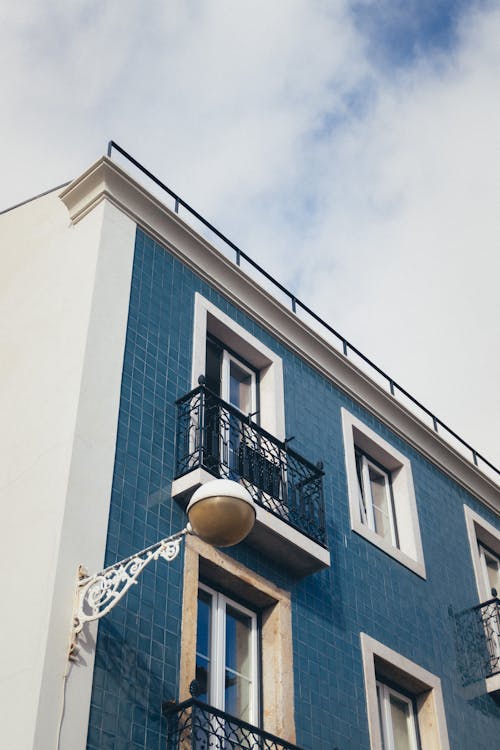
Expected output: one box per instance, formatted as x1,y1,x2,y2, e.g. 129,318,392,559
107,140,499,484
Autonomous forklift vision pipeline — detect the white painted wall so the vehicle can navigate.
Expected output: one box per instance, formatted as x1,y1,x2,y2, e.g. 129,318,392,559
0,192,136,749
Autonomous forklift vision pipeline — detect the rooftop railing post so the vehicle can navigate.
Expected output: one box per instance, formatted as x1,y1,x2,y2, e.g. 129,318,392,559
197,376,206,470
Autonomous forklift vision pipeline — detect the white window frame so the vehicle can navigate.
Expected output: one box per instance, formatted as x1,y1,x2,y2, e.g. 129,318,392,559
357,452,398,548
342,408,426,579
221,350,257,417
478,543,500,600
217,349,259,481
360,634,450,750
376,681,419,750
192,293,285,441
198,582,259,724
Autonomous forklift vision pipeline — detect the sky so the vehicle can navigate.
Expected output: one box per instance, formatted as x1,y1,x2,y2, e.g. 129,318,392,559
1,0,499,472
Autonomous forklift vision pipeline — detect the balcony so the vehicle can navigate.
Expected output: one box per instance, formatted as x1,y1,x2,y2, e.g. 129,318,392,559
172,384,330,576
165,698,304,750
476,597,500,694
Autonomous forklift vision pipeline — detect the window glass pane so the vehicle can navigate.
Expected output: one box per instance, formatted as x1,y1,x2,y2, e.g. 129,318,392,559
225,605,254,719
196,590,212,701
376,684,387,750
225,605,252,678
225,670,251,721
195,656,210,702
229,361,253,413
356,454,368,524
485,551,500,594
197,588,258,722
205,339,222,394
389,694,414,750
369,466,393,542
197,590,211,658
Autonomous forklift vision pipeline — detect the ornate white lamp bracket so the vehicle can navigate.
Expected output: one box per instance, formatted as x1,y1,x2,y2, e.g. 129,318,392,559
70,526,190,659
68,478,256,661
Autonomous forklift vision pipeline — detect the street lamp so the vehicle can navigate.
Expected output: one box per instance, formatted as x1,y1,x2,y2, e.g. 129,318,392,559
70,479,255,658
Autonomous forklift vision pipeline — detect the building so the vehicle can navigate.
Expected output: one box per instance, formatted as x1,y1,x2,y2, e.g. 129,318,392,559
2,144,500,750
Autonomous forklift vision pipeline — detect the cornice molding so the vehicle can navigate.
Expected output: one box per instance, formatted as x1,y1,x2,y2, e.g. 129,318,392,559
59,157,500,513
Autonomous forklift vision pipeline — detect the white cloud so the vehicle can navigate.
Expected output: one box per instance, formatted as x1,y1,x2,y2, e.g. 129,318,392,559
297,4,500,464
0,0,498,467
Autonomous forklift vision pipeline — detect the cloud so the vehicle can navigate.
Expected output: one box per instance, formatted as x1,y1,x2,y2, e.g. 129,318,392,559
0,0,498,467
294,3,500,463
0,2,366,200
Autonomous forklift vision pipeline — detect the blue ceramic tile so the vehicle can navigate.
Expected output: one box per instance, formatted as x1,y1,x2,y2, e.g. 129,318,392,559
88,226,500,750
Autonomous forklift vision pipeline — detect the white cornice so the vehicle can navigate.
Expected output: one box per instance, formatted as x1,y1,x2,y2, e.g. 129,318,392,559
59,157,500,513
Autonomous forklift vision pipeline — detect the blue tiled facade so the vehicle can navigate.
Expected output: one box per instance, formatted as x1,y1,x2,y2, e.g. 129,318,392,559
87,227,500,749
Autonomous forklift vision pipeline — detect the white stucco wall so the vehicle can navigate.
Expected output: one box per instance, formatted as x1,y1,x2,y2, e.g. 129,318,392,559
0,192,136,749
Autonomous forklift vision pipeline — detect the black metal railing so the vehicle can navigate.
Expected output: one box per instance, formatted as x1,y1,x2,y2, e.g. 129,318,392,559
175,384,326,546
476,597,500,678
165,698,305,750
107,141,499,484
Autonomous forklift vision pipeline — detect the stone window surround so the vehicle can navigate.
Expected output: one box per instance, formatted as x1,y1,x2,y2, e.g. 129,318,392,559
342,408,426,579
360,633,450,750
179,534,296,743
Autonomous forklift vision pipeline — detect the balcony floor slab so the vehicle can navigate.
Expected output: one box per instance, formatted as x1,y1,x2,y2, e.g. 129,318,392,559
172,469,330,577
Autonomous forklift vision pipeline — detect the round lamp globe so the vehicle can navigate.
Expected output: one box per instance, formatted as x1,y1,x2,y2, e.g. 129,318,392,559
186,479,256,547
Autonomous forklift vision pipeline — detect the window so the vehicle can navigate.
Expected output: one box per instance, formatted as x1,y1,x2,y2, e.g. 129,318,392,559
179,534,297,741
377,681,420,750
192,293,285,440
205,336,258,419
360,634,450,750
357,451,399,548
224,351,257,418
342,409,425,579
196,583,259,724
205,336,264,483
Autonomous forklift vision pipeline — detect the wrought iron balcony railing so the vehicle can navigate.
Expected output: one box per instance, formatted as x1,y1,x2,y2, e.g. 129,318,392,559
476,597,500,678
175,384,326,546
165,698,305,750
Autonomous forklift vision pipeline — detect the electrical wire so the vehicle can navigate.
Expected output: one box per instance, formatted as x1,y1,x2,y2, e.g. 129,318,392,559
55,656,72,750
